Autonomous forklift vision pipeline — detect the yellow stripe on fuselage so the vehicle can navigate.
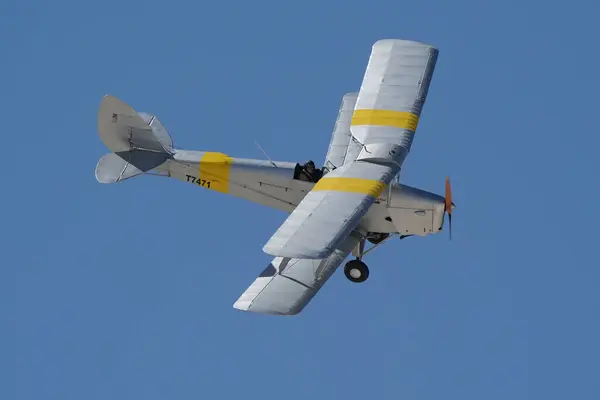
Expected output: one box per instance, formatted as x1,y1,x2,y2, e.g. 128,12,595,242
198,152,233,193
313,177,385,198
351,109,419,131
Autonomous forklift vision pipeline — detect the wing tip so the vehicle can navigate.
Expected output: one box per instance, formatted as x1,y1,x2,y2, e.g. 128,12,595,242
232,299,251,311
232,301,298,316
373,38,438,51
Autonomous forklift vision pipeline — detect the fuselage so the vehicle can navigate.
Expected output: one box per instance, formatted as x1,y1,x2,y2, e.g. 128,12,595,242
156,150,447,238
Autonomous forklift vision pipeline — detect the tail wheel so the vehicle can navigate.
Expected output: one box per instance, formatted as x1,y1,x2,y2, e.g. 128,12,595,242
344,259,369,283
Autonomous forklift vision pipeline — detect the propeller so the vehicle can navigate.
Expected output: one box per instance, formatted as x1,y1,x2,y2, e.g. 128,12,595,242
444,176,455,240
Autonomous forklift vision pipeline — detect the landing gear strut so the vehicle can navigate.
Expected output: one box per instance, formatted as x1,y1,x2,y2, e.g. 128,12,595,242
343,233,397,283
367,232,389,244
344,238,369,283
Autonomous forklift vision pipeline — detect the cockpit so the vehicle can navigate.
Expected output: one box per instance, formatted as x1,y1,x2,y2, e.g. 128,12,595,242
293,160,324,183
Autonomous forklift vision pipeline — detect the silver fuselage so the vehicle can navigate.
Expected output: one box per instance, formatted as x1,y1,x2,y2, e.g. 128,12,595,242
157,150,447,238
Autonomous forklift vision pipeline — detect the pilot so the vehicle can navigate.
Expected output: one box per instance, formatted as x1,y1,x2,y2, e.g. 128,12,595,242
300,160,323,182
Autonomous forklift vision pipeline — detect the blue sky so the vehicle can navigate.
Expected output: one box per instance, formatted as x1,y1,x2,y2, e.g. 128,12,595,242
5,0,600,399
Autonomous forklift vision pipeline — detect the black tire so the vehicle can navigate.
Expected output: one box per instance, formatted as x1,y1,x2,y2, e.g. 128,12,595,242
344,259,369,283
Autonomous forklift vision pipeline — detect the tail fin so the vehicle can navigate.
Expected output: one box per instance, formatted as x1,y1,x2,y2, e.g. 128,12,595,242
95,95,173,183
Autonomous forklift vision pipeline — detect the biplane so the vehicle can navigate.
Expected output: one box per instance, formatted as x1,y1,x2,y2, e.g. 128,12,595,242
95,39,455,315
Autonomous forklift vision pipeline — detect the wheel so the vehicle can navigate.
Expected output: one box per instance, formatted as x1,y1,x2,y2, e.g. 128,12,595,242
344,259,369,283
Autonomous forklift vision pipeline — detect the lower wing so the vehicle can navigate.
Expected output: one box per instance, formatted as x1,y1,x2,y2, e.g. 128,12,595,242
234,231,363,315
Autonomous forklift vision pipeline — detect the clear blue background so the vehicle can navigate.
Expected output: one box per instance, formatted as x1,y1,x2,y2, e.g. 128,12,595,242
5,0,600,399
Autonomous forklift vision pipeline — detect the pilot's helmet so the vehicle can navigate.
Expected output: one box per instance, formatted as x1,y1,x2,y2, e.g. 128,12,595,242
305,160,315,169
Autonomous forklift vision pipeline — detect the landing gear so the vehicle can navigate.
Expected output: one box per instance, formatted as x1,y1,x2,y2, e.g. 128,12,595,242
344,238,369,283
344,259,369,283
343,233,397,283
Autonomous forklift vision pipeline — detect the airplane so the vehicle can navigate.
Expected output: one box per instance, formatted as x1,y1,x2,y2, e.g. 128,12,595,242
94,39,455,316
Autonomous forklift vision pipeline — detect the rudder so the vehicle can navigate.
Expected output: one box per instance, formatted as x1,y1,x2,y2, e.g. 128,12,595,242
97,95,173,154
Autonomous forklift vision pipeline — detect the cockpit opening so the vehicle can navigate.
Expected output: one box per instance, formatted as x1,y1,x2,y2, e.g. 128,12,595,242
293,160,323,183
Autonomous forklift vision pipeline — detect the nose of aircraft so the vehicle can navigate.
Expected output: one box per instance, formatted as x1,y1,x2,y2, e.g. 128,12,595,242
433,202,446,232
433,176,456,237
444,176,455,239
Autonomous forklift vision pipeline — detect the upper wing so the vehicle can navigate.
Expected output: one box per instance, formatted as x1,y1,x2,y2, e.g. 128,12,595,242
262,39,439,260
323,92,358,171
350,39,438,159
234,231,363,315
262,161,394,259
324,40,438,168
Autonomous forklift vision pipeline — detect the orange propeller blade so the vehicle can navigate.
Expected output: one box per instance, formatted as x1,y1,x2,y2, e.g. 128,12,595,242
445,176,453,240
445,176,453,213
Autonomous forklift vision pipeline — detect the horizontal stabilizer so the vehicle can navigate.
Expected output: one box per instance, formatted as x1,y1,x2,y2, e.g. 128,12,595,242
95,153,142,183
95,150,169,183
137,112,173,153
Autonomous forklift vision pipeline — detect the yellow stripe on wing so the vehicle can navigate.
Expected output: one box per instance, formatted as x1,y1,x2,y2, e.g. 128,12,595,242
351,109,419,131
198,152,233,193
313,177,385,198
